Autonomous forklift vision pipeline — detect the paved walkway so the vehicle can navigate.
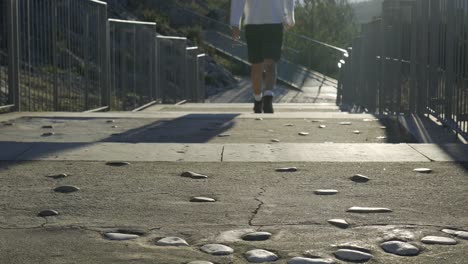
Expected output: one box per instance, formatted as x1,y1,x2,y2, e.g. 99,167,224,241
0,103,467,264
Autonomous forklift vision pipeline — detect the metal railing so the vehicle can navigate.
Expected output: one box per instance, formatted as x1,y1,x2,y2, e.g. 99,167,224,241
157,36,188,104
10,0,108,111
339,0,468,137
170,4,347,86
109,19,157,110
1,0,206,113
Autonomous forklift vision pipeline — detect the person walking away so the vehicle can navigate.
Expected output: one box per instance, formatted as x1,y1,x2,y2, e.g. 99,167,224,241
230,0,295,113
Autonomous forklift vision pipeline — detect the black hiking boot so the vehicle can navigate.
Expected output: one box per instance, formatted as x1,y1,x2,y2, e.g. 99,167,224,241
262,95,274,113
253,100,263,113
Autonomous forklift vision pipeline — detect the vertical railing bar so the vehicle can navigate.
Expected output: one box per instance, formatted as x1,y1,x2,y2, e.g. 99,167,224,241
8,0,20,111
52,0,58,111
84,11,89,110
133,24,137,109
101,4,110,110
445,0,455,126
26,0,32,111
67,0,72,111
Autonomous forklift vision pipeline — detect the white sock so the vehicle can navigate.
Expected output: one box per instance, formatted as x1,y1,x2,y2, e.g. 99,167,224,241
254,93,263,101
264,90,274,97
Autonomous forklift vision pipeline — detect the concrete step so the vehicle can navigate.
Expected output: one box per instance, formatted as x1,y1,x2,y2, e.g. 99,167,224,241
2,142,468,162
143,103,341,113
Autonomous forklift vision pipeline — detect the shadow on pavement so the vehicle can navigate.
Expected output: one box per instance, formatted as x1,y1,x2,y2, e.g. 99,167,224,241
0,114,239,166
102,114,238,143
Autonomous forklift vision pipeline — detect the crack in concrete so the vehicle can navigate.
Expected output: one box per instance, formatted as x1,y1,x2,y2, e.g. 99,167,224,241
13,144,35,161
220,145,225,162
0,217,47,230
249,187,266,226
407,144,435,162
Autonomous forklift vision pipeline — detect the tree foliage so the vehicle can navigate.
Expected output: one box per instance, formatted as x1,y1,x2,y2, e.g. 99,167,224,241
286,0,358,76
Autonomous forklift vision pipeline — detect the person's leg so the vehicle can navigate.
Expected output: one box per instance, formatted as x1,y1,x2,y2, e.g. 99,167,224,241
261,24,283,113
245,24,264,113
251,63,263,96
262,59,276,113
264,59,277,92
251,62,263,113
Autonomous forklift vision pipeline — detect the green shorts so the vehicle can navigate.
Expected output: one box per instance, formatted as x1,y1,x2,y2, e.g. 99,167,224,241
244,24,283,64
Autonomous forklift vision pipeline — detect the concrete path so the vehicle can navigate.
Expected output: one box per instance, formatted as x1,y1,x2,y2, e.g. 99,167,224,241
0,104,467,264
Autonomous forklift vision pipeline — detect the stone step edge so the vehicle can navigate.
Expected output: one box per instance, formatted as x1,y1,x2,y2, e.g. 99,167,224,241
1,142,466,162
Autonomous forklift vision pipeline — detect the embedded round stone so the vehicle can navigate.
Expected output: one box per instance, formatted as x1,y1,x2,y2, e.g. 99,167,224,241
38,209,59,217
200,244,233,255
218,133,231,137
156,236,189,246
54,185,80,193
334,243,371,253
188,262,214,264
42,132,55,137
314,189,338,195
288,257,336,264
299,132,309,136
339,122,352,125
271,139,281,143
267,129,275,132
46,173,68,179
350,174,370,182
376,136,387,139
111,125,118,128
442,229,468,240
381,241,420,256
190,197,216,203
106,161,130,167
104,232,139,241
276,167,298,172
328,219,349,229
245,249,278,262
380,126,387,129
318,125,326,128
414,168,432,173
42,125,54,129
421,236,457,245
347,206,392,213
334,249,373,262
116,228,146,236
242,231,272,241
181,171,208,179
256,118,263,121
353,130,361,134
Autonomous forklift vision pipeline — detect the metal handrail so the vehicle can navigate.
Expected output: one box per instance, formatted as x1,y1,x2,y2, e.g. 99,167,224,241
173,4,346,56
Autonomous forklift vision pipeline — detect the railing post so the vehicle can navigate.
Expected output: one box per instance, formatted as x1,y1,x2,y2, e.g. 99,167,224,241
428,0,440,116
7,0,20,111
445,0,455,123
409,0,418,113
83,12,90,110
101,3,110,110
418,0,429,116
394,2,403,115
197,54,206,102
52,0,59,111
